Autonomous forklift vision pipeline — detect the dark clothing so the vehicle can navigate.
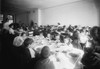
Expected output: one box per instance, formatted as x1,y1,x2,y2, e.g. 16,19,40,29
11,46,32,69
42,29,48,37
33,29,40,36
82,52,100,69
51,31,58,40
95,46,100,53
34,58,55,69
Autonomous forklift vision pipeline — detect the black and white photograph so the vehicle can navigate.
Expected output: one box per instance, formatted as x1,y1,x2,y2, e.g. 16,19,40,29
0,0,100,69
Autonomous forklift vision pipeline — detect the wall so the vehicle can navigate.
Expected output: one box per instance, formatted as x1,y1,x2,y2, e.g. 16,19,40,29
93,0,100,26
15,9,40,26
15,12,29,26
38,9,42,26
28,9,38,25
28,9,41,26
0,0,1,13
41,0,99,27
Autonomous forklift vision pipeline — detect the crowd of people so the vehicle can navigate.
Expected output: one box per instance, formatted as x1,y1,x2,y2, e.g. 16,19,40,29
1,18,100,69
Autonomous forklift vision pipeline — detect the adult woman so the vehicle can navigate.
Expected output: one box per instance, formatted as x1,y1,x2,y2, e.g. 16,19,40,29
82,26,100,69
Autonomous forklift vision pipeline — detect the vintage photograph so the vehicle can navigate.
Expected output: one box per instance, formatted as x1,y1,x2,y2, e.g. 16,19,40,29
0,0,100,69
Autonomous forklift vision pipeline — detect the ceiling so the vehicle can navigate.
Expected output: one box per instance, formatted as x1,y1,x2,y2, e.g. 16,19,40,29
2,0,84,10
2,0,96,14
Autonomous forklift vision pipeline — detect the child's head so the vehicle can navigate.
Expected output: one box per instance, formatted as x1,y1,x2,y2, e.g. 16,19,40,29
23,38,34,48
41,46,50,59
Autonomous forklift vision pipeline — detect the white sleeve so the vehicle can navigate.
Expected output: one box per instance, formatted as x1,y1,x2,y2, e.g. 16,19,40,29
28,48,35,58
